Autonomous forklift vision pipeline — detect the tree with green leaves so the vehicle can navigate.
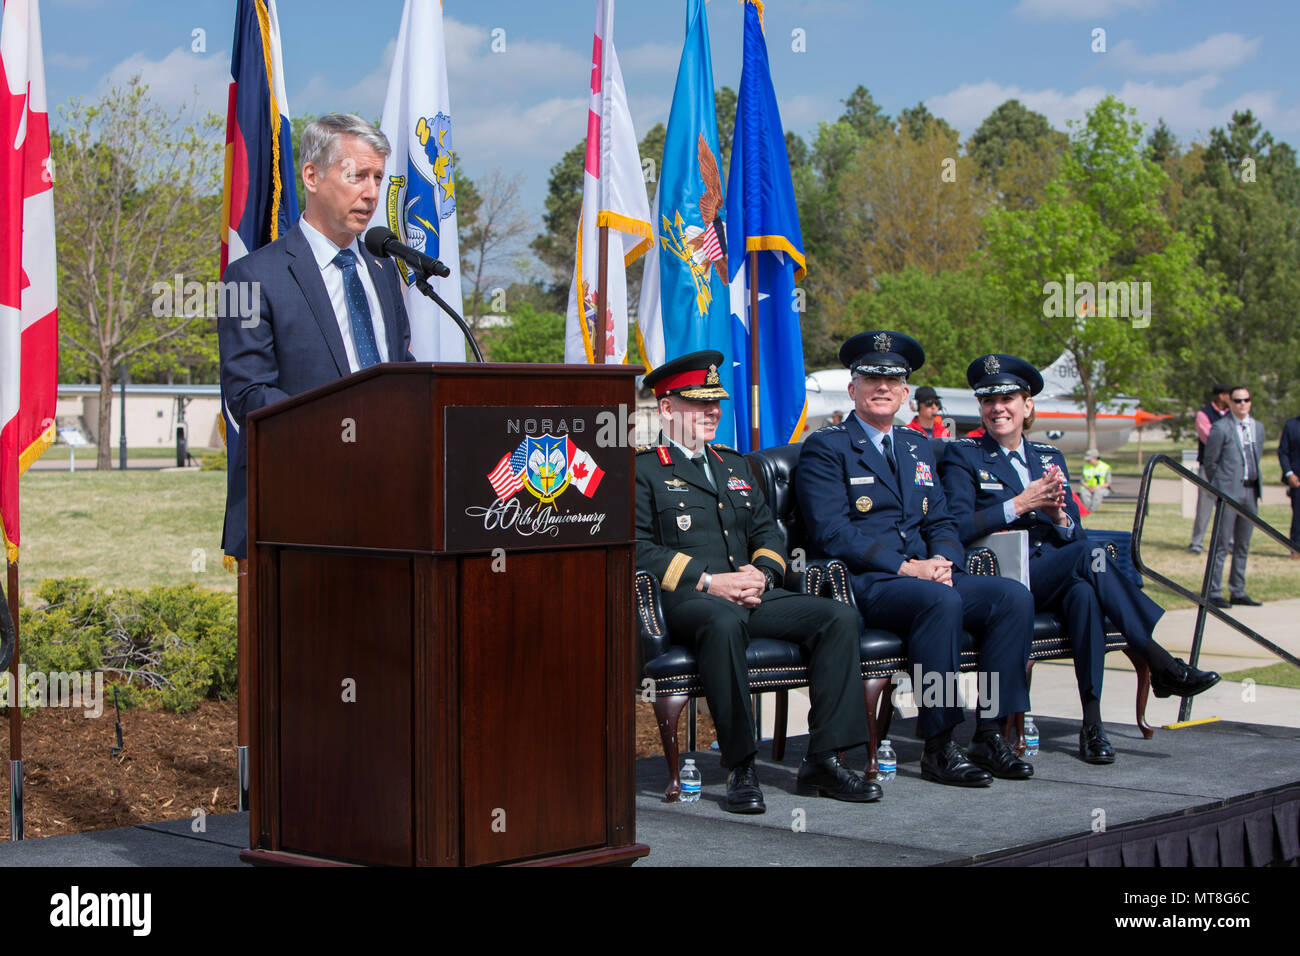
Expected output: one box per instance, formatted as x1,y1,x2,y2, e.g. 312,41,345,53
982,96,1232,451
1160,111,1300,431
968,99,1067,211
54,76,224,468
485,303,566,363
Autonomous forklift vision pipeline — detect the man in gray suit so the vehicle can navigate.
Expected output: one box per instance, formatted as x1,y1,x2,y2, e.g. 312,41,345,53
1204,386,1265,608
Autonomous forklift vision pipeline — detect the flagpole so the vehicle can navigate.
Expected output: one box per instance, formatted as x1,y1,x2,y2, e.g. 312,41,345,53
595,226,610,364
6,560,22,841
748,250,761,450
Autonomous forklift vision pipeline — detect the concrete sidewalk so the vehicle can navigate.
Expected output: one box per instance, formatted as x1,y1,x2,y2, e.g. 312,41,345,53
761,598,1300,743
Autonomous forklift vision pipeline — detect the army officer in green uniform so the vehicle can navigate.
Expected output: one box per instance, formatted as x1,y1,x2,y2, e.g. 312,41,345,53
636,350,877,813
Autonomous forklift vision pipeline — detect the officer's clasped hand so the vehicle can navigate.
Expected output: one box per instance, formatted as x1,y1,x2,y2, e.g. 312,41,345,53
703,565,767,607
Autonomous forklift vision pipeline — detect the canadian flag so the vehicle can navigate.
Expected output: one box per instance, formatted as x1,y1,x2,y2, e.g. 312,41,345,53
566,438,605,498
0,0,59,564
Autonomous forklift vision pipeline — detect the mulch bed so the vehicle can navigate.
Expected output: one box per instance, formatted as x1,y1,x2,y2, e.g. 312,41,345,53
0,699,239,839
0,698,712,839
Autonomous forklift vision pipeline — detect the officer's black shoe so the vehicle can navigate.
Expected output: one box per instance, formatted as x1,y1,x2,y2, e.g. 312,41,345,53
1210,597,1232,609
796,751,882,802
920,741,993,788
967,732,1034,779
1232,594,1263,607
1078,723,1116,764
725,758,766,814
1151,658,1221,699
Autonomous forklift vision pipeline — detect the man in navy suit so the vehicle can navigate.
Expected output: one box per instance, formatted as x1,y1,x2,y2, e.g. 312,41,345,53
1280,411,1300,558
796,332,1034,788
218,113,418,558
939,354,1219,764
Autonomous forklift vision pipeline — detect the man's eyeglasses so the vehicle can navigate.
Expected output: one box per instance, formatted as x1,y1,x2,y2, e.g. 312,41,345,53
1232,397,1252,404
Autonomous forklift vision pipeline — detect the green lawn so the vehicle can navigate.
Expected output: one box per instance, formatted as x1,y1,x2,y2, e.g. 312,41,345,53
1081,501,1299,610
38,445,220,461
1220,661,1300,689
13,469,233,596
1063,437,1286,486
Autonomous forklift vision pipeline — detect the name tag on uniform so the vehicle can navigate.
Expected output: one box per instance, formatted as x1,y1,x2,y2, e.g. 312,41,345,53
980,481,1004,490
850,476,875,485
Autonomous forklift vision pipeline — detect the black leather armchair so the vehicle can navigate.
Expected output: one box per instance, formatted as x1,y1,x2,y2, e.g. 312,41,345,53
633,441,1155,798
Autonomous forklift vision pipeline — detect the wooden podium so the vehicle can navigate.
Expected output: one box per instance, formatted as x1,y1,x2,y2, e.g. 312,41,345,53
238,363,649,866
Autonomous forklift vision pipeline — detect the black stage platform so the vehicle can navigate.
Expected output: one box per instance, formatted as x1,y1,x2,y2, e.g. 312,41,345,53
1,715,1296,866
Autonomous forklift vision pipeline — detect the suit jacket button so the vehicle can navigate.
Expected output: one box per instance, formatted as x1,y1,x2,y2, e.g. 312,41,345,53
724,530,729,536
718,502,724,509
679,501,685,508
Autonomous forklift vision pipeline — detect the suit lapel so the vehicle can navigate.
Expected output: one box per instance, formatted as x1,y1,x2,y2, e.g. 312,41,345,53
286,225,349,376
847,416,902,504
893,428,920,509
362,249,402,362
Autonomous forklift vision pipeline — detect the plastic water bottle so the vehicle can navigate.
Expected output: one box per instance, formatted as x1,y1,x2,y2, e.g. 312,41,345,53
680,758,701,803
1023,716,1040,757
876,740,897,782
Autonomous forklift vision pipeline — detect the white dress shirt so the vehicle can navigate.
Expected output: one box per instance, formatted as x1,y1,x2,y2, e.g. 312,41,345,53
998,437,1072,535
299,217,390,372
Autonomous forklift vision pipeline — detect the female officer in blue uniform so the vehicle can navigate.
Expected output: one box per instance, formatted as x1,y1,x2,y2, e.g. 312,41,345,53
938,355,1220,763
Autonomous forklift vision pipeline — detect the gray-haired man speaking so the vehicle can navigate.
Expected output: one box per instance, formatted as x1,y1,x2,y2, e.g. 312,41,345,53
218,113,418,558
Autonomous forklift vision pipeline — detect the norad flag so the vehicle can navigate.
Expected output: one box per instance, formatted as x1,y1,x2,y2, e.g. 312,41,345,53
220,0,297,560
637,0,734,444
564,0,651,364
370,0,466,362
726,0,808,451
0,0,59,564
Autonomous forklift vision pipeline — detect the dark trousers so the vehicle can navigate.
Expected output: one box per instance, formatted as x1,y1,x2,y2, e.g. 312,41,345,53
665,590,867,767
855,574,1032,740
1289,487,1300,549
1030,538,1164,702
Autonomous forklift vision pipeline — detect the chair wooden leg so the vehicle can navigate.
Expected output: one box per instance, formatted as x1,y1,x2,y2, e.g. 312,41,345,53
653,694,691,801
1123,648,1156,739
772,689,788,762
861,676,891,780
1006,660,1036,755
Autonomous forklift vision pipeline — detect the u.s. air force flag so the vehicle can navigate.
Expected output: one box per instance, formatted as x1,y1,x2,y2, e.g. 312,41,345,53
726,0,808,451
369,0,466,362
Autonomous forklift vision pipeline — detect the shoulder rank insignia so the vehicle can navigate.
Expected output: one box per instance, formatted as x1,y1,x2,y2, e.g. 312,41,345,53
656,446,672,466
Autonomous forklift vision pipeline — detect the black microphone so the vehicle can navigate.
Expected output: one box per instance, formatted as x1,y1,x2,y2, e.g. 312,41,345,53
364,226,451,278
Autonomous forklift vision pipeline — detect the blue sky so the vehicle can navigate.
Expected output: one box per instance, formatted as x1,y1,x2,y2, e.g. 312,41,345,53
42,0,1300,260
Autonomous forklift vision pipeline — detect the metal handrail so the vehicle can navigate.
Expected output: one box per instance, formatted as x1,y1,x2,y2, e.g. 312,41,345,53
1131,453,1300,721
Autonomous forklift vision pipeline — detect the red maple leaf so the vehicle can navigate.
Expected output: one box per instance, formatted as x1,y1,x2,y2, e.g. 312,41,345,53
572,461,589,480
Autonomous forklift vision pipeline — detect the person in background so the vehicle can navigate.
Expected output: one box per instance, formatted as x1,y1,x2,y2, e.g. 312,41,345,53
1189,383,1233,554
1080,449,1112,511
1280,410,1300,559
1204,386,1265,608
906,386,950,439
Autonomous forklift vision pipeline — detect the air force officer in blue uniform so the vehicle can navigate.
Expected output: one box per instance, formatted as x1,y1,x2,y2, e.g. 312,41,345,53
938,355,1219,763
796,332,1033,787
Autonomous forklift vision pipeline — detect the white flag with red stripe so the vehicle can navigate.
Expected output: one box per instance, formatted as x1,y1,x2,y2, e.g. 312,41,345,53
1,0,58,564
563,0,651,364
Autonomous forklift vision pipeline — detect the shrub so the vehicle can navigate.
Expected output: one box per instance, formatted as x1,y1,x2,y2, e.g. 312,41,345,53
13,578,237,713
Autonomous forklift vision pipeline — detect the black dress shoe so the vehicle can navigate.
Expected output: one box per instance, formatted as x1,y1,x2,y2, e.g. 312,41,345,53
1231,594,1262,607
1151,658,1221,699
725,760,766,814
920,741,993,788
796,751,882,803
967,733,1034,779
1210,597,1231,609
1078,723,1116,764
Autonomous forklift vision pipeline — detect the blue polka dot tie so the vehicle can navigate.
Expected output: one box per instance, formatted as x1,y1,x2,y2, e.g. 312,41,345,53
333,249,380,369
